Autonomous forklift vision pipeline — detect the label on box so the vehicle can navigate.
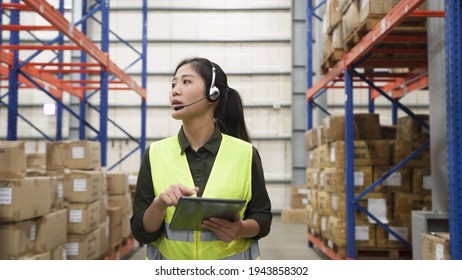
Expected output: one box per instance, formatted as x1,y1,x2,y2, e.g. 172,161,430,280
327,240,334,248
367,198,388,224
307,189,312,202
69,210,83,223
30,224,37,241
436,244,444,260
382,172,402,187
388,227,408,242
66,242,79,256
72,146,85,159
57,183,64,198
312,173,317,185
309,152,313,160
0,187,12,205
423,176,432,190
73,178,87,192
330,146,336,162
325,118,331,129
298,188,308,195
62,250,67,260
354,172,364,186
302,198,309,205
313,213,318,226
331,195,338,211
321,216,327,232
320,172,325,187
355,226,369,241
128,175,137,186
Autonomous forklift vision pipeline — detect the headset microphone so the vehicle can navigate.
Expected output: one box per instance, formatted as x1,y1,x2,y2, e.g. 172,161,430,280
173,96,208,111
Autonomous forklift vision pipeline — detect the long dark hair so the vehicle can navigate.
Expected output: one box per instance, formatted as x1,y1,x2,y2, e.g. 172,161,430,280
174,57,251,142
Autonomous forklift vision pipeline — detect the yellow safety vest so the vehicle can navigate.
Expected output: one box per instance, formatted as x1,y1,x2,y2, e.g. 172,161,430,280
148,133,260,260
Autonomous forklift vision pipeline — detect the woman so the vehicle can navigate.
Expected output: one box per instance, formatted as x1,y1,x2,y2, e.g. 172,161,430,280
131,57,272,260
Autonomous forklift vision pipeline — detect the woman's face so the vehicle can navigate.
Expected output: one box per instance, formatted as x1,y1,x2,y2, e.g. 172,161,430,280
170,63,208,119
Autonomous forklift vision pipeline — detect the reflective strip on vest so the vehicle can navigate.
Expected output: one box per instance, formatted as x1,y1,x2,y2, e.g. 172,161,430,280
147,241,260,260
164,223,220,242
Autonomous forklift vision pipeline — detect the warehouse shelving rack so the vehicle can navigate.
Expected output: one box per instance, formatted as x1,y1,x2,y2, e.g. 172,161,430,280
305,0,461,259
0,0,148,170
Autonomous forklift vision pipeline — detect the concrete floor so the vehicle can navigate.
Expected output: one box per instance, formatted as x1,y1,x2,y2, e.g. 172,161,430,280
126,215,326,260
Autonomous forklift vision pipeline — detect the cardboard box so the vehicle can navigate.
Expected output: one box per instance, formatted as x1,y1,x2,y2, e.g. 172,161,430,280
412,168,432,194
107,206,123,246
122,213,131,239
306,168,319,189
317,125,327,147
108,192,132,215
322,35,333,61
332,192,392,222
327,216,376,248
47,141,101,171
281,208,308,224
0,177,51,222
311,211,322,235
35,209,67,254
381,125,397,140
397,115,430,141
0,141,26,178
67,229,99,260
331,140,390,167
305,128,318,151
340,0,356,14
332,21,344,50
46,142,65,170
67,200,101,235
394,193,432,223
317,191,332,216
18,251,51,260
373,166,411,193
376,223,411,249
64,170,103,203
360,0,401,23
422,232,450,260
98,222,109,258
324,166,373,193
26,153,46,170
291,186,309,209
342,0,360,39
107,172,129,195
323,115,359,143
323,0,342,35
63,141,101,170
50,175,64,211
309,148,319,168
51,243,67,260
394,140,430,168
306,204,316,227
0,219,36,259
354,113,382,140
309,189,318,209
99,196,108,226
318,143,335,168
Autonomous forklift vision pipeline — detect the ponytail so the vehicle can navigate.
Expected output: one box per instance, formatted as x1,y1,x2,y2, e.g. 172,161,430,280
214,87,251,143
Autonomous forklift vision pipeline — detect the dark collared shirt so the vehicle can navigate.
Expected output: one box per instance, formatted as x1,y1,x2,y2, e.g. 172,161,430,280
130,126,272,244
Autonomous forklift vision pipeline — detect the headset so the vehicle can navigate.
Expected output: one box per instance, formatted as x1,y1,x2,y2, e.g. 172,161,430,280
174,60,220,111
206,60,220,102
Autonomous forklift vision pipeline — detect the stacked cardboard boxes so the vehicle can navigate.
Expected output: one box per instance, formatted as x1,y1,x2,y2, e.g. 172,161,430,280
281,185,309,224
106,171,132,249
305,113,432,258
0,141,67,260
46,141,109,260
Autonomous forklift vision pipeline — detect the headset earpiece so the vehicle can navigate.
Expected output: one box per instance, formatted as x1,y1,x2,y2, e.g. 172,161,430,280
207,62,220,103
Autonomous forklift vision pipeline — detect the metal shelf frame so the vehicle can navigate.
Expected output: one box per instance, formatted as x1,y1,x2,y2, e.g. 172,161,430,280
1,0,148,169
305,0,447,259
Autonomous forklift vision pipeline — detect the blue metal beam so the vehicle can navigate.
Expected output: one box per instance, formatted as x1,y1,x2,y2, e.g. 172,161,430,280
306,0,314,131
445,0,462,260
80,0,88,140
100,0,110,167
391,102,398,125
312,101,331,116
56,0,65,141
140,0,148,161
7,0,20,140
368,89,375,113
344,68,355,259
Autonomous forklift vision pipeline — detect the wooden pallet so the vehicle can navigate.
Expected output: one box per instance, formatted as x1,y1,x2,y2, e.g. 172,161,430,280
321,49,344,74
344,17,382,51
356,248,412,260
344,16,428,51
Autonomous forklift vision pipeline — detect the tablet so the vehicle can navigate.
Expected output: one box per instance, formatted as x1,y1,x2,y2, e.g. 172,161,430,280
169,196,246,231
